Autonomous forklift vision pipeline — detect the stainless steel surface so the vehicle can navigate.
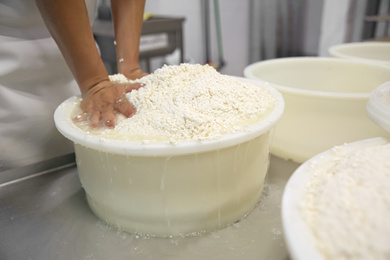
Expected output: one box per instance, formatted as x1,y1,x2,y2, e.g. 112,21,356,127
0,154,299,260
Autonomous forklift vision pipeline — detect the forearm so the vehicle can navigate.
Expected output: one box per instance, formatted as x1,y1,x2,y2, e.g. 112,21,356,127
35,0,108,94
111,0,146,74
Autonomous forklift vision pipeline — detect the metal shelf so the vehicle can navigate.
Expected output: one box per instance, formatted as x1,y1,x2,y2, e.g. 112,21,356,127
92,16,185,73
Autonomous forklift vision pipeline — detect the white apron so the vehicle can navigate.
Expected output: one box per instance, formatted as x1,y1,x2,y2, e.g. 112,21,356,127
0,0,96,171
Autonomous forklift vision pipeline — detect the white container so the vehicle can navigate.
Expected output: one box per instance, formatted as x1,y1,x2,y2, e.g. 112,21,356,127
282,82,390,259
366,81,390,133
329,42,390,67
244,57,390,163
54,78,284,237
282,137,390,260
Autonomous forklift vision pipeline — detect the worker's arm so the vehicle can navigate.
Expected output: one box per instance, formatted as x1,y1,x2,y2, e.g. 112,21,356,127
35,0,141,127
111,0,148,79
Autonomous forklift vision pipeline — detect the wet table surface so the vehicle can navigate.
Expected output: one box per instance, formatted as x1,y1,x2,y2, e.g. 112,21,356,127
0,154,299,260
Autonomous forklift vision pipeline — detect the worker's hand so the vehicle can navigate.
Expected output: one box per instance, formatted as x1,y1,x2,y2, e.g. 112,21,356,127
79,80,143,128
122,67,149,80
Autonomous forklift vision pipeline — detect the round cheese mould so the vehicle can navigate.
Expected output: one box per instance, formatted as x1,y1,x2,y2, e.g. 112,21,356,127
54,77,284,237
244,57,390,163
329,42,390,67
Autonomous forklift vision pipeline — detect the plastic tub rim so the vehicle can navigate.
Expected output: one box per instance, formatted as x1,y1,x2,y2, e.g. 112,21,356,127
366,81,390,132
54,77,284,156
329,42,390,66
244,56,390,100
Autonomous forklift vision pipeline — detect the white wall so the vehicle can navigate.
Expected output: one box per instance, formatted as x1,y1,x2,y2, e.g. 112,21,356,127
144,0,250,76
145,0,355,75
319,0,367,56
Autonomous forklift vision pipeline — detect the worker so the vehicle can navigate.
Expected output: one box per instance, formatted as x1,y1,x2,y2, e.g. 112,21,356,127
0,0,146,171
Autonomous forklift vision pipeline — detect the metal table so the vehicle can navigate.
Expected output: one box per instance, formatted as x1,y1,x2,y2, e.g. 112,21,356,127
0,154,299,260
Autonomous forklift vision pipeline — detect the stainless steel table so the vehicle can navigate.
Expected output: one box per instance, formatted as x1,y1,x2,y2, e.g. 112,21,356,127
0,154,299,260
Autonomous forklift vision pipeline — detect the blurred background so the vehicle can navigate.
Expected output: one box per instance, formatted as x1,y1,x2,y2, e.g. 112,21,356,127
93,0,390,76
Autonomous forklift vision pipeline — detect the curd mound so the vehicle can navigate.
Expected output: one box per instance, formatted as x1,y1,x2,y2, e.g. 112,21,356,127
301,140,390,260
74,63,276,143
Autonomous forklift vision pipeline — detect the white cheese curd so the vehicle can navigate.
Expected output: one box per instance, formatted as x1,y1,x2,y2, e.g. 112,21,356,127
75,63,276,143
300,142,390,260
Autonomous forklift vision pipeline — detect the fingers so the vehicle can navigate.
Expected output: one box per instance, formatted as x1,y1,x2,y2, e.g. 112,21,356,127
101,106,116,128
82,109,116,128
73,112,88,122
99,100,135,127
79,103,116,128
79,82,144,128
81,99,135,128
89,111,101,128
115,99,136,118
124,83,144,93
